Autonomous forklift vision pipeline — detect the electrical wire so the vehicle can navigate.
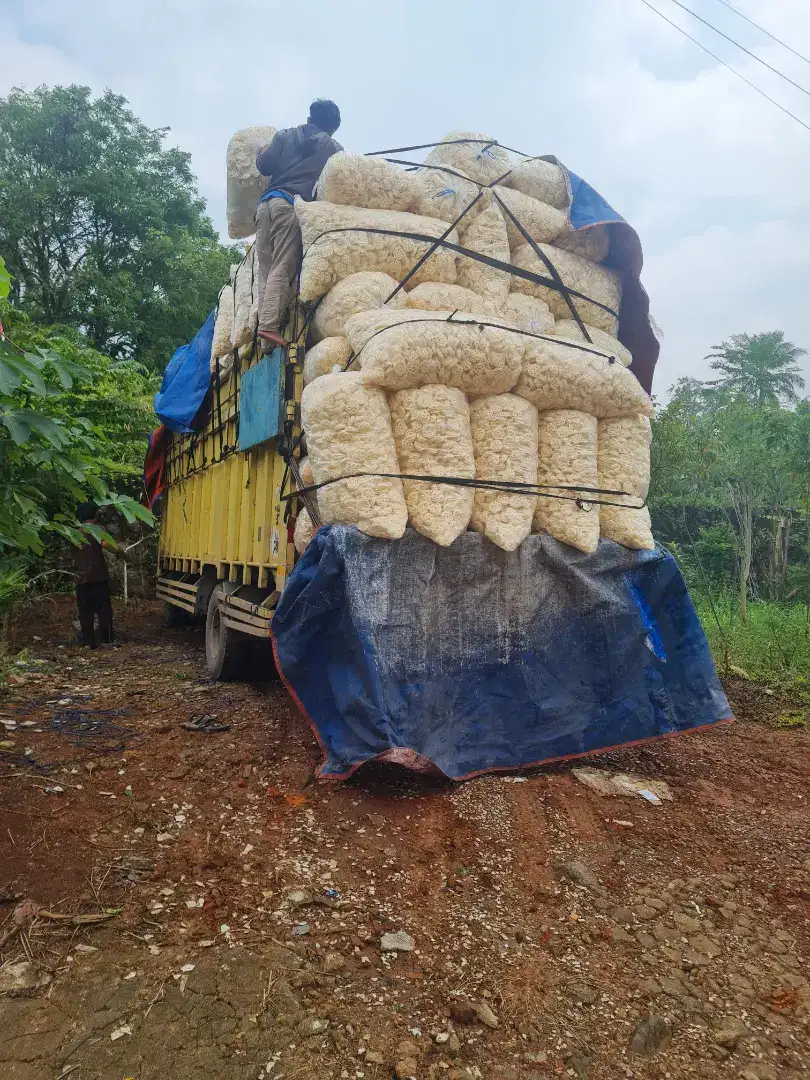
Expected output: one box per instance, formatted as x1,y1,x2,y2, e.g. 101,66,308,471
710,0,810,70
664,0,810,98
638,0,810,135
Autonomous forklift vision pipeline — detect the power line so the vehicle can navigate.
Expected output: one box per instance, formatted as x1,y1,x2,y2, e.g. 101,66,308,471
637,0,810,135
665,0,810,99
710,0,810,70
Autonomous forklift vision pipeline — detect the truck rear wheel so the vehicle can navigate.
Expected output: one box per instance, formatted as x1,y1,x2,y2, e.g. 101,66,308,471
205,587,249,681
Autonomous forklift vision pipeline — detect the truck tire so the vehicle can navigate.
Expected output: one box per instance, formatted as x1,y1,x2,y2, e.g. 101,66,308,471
205,587,249,681
163,601,190,628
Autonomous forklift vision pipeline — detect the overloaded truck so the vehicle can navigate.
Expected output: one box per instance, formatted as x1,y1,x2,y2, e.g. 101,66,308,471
147,130,732,780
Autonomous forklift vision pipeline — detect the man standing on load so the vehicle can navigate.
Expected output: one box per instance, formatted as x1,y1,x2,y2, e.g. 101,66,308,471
254,99,342,352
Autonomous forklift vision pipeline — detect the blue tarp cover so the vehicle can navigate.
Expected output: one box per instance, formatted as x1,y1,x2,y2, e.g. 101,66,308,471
271,527,732,781
154,309,216,433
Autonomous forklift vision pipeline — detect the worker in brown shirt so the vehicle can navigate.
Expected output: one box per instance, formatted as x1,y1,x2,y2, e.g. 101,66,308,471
254,99,342,352
74,502,126,648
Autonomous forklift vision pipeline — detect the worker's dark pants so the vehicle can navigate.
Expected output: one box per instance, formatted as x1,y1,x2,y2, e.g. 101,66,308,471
76,581,114,648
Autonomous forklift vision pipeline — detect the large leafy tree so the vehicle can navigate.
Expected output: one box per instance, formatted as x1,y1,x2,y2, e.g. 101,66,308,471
706,331,806,407
0,84,235,372
0,262,154,554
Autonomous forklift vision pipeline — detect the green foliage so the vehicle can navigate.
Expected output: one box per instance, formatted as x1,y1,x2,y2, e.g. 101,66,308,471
693,594,810,695
0,255,9,300
0,297,154,554
653,328,810,628
0,84,237,372
706,331,806,407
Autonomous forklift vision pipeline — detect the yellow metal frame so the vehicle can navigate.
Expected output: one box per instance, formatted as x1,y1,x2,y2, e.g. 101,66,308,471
158,324,304,599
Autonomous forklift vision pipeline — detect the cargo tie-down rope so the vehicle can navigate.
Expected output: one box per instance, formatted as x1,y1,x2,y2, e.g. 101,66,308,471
284,136,640,515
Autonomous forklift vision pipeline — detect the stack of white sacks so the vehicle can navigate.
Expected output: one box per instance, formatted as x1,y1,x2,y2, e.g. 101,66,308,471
226,130,655,557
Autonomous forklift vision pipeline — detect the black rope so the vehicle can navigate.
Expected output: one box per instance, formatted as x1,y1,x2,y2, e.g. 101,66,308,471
343,314,621,371
491,188,592,342
366,137,534,158
283,472,646,511
301,227,619,320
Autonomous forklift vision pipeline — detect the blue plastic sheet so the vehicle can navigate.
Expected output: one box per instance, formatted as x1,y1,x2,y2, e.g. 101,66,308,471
154,309,215,433
272,527,732,781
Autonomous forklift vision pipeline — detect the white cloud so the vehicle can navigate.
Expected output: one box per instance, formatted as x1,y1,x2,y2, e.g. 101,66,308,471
2,0,809,395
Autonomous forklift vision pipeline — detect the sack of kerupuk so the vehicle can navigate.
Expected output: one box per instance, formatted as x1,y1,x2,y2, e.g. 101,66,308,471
554,319,632,367
492,186,568,252
231,246,258,350
469,394,539,552
226,126,275,239
316,152,422,212
344,308,522,395
297,200,458,301
597,414,654,550
533,409,600,554
303,337,354,386
504,157,569,210
510,242,622,336
311,271,408,342
300,372,408,539
516,336,653,418
425,131,511,187
413,166,491,225
389,385,475,547
456,205,512,304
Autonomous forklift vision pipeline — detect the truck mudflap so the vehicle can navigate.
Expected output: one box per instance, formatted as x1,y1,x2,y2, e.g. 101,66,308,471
271,526,732,781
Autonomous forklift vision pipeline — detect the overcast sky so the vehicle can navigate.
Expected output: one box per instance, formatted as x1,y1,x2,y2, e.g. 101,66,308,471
3,0,810,398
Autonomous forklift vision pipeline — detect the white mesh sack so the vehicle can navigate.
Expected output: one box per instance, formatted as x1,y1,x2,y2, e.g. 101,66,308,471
516,336,653,419
210,282,234,370
496,294,555,335
456,205,512,304
405,282,491,317
316,152,421,212
554,319,632,367
492,186,568,252
300,372,408,539
413,166,490,225
297,200,458,302
344,308,522,394
311,271,408,342
389,385,475,547
303,337,354,386
533,410,600,554
425,131,510,187
294,507,317,554
510,243,622,336
469,394,539,552
556,225,611,264
231,246,258,350
299,456,314,488
226,125,275,240
597,415,654,550
505,158,569,210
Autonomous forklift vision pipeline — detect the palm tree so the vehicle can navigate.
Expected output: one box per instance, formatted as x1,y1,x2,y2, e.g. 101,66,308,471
706,331,806,408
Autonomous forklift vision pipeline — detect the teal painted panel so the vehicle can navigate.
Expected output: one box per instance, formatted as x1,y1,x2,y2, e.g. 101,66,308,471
237,349,284,451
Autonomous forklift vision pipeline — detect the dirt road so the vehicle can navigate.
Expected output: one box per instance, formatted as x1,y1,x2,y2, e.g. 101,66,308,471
1,598,809,1080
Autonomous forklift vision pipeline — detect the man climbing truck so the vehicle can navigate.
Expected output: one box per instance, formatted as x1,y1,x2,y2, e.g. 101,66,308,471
151,129,731,781
254,99,342,352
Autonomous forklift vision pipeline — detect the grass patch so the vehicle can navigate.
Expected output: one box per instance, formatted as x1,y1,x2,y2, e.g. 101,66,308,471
693,595,810,697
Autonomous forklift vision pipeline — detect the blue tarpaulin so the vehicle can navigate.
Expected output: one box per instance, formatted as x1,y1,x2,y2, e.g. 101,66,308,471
154,309,216,433
271,527,732,781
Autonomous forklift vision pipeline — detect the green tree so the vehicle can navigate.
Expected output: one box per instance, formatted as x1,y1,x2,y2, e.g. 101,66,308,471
1,288,153,554
706,331,806,407
0,84,236,372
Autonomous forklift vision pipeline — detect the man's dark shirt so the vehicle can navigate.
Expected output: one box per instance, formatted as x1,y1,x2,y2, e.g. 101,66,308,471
255,123,342,201
74,535,109,585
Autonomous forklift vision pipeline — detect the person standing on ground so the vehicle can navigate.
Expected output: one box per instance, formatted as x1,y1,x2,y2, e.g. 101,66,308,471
73,502,127,649
254,99,342,352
